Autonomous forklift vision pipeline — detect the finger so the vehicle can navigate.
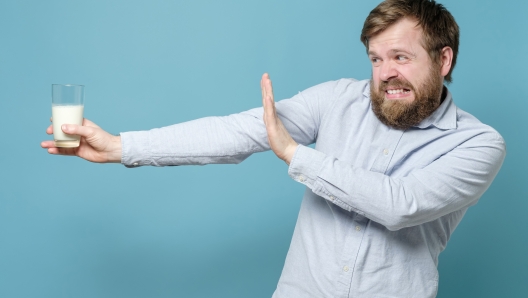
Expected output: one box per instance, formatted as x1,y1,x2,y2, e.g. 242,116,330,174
48,119,99,135
261,73,269,103
264,74,273,102
41,140,57,148
47,147,60,155
266,74,274,100
41,141,77,156
48,148,59,154
46,147,67,155
47,147,77,156
263,94,277,129
61,124,98,138
261,73,272,125
264,76,277,118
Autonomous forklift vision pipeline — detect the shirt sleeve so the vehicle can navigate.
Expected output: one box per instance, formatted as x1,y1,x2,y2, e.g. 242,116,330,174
287,131,506,231
120,79,356,167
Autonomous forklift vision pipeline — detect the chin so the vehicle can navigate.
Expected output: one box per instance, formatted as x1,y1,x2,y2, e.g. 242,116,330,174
384,95,414,103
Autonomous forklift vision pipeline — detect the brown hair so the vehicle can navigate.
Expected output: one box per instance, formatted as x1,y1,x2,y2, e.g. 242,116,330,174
360,0,459,82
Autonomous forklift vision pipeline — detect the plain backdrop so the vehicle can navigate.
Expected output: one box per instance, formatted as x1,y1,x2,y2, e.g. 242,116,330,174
0,0,526,297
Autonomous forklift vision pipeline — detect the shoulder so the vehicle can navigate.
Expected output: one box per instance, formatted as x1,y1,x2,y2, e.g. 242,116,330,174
455,106,505,146
299,78,370,103
445,105,507,167
303,78,368,92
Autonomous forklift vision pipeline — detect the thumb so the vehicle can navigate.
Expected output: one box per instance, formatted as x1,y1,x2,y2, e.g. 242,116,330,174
61,124,97,138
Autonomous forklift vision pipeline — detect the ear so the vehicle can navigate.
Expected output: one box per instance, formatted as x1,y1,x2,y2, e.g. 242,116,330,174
439,46,453,77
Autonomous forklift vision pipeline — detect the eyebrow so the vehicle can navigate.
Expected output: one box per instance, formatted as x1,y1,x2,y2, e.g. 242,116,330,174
368,49,417,58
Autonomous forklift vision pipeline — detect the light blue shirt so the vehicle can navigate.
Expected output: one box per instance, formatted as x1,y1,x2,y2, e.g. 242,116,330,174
121,79,505,297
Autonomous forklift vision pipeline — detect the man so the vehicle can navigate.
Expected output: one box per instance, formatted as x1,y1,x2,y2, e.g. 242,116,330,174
41,0,505,297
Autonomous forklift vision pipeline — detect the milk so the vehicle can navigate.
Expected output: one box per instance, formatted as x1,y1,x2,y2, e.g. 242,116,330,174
52,105,84,147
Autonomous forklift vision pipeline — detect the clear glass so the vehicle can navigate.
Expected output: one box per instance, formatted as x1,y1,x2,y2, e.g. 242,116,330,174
51,84,85,147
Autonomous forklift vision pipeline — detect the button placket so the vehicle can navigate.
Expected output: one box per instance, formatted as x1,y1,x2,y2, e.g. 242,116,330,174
369,129,404,174
335,218,368,297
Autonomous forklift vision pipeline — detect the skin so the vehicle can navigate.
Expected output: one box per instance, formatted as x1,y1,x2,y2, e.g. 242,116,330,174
368,17,453,103
41,18,453,166
261,73,299,165
41,119,122,163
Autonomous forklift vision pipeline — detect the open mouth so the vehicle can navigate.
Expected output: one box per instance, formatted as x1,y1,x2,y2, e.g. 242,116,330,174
386,88,411,95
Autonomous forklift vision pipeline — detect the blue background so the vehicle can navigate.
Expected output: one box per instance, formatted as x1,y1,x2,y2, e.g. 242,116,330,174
0,0,526,297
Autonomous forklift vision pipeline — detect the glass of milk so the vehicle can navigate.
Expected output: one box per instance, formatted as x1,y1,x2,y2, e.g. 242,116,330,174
51,84,84,147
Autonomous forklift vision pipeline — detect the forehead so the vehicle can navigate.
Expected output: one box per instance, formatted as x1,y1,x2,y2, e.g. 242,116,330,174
368,18,425,54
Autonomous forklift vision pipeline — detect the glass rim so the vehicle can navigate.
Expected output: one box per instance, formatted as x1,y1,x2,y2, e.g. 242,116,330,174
52,84,85,87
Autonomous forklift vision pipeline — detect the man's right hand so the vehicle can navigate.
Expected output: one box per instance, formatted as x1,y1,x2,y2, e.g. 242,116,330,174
41,118,122,163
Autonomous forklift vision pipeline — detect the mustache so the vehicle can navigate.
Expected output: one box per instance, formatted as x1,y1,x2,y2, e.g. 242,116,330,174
379,78,414,91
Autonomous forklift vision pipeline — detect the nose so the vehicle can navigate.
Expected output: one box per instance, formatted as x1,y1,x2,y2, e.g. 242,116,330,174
379,61,398,82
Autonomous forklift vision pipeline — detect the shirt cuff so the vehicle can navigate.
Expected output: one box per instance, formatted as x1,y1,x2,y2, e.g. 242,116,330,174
288,144,325,189
288,145,354,211
120,131,152,168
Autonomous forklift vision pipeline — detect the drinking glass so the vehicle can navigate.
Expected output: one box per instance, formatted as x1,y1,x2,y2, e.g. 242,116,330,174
51,84,84,147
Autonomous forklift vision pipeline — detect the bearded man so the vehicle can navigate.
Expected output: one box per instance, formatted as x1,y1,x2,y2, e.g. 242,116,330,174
42,0,505,297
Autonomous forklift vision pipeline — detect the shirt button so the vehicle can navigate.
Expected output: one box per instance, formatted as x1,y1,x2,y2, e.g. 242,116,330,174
133,162,139,166
383,149,389,155
299,175,305,182
343,265,349,272
355,226,361,231
329,195,335,201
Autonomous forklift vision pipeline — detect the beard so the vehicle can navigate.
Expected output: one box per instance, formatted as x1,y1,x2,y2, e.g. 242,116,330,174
370,65,444,130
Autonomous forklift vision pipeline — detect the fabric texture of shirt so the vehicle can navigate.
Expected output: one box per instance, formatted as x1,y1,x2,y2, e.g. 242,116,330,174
121,79,506,298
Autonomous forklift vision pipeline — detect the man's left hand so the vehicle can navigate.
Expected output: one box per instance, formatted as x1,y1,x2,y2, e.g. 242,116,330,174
261,73,299,165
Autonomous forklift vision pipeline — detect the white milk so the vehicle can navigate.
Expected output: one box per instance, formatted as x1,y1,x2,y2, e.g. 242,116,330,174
52,105,84,147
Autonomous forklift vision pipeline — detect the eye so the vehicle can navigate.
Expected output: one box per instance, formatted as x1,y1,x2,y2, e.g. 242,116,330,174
396,55,408,61
370,57,381,64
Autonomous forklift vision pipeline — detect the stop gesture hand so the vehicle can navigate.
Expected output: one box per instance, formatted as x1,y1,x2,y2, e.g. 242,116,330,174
261,73,298,165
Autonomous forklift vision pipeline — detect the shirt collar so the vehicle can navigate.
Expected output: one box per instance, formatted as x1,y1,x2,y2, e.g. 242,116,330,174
363,82,457,130
414,87,457,130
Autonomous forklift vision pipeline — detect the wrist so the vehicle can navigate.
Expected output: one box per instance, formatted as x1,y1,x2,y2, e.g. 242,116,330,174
106,135,122,163
284,144,299,166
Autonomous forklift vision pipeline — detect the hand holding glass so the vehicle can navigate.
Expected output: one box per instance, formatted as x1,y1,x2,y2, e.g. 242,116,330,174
52,84,84,147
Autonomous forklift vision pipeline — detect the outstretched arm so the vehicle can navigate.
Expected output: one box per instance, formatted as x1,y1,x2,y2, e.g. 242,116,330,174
42,74,346,167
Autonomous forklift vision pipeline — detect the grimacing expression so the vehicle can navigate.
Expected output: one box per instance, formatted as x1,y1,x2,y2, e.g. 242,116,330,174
367,18,445,129
370,63,443,130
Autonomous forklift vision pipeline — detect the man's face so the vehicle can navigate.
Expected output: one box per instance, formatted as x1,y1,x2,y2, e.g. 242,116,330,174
368,18,444,130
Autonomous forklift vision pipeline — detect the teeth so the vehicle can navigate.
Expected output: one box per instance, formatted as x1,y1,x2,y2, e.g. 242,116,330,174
387,89,410,94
